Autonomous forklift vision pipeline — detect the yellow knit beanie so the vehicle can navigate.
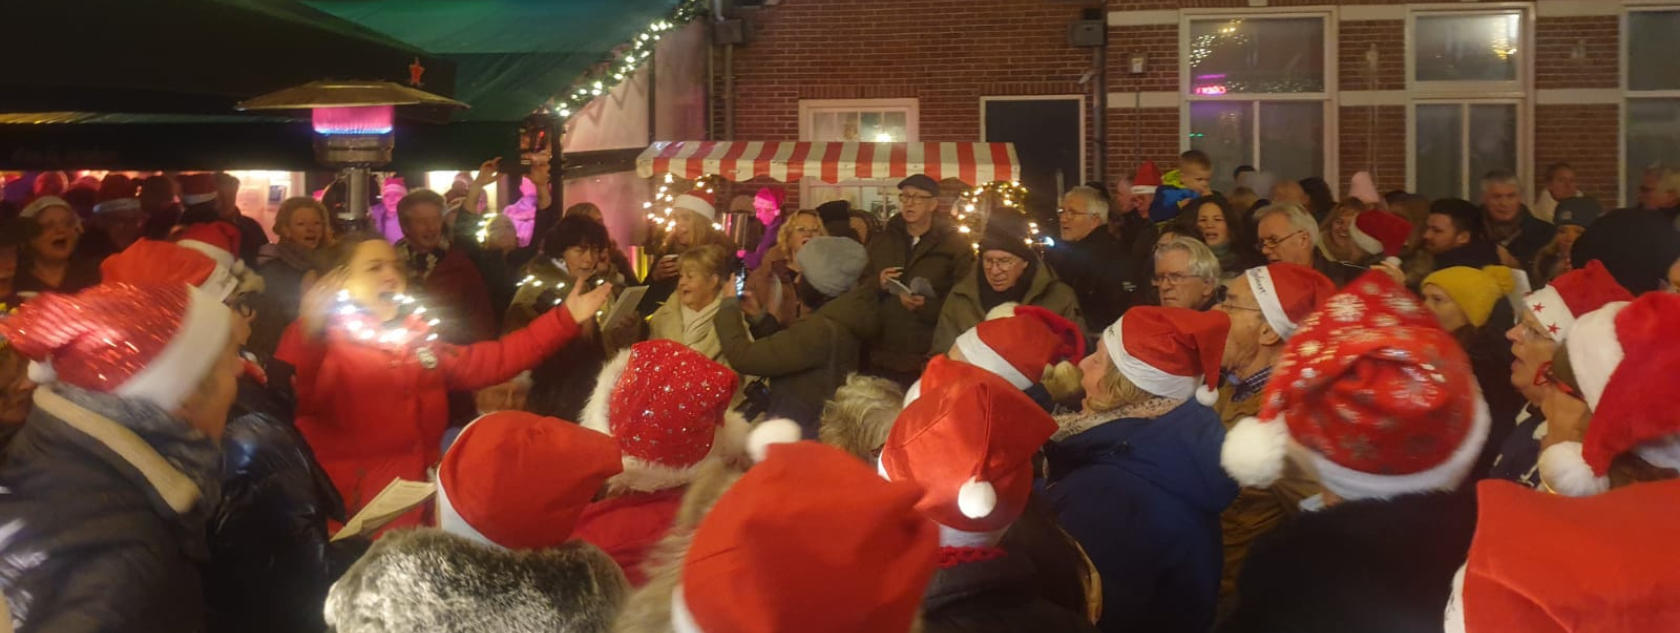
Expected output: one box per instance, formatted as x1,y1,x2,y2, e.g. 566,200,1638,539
1423,265,1515,327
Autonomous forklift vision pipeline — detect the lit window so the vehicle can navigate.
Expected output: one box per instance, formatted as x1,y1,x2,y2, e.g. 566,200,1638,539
1625,9,1680,205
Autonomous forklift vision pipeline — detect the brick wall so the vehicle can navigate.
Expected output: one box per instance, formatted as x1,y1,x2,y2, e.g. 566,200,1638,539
711,0,1631,207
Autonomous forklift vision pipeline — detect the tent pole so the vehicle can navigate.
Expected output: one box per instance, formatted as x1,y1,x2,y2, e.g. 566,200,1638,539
345,166,369,227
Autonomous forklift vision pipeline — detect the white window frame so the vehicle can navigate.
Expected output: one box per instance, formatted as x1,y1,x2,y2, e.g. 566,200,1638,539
796,98,920,210
1404,3,1535,197
1179,9,1338,192
1406,99,1525,200
1620,5,1680,208
979,95,1088,184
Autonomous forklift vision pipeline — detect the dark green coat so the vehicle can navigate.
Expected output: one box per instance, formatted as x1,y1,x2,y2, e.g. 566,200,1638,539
865,214,977,373
715,286,879,433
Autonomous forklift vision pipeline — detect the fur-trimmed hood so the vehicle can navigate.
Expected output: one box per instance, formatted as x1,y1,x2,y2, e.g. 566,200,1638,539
582,349,750,496
325,528,628,633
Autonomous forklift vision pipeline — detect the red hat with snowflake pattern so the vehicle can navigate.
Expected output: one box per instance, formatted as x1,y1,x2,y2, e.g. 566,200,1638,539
1221,271,1491,501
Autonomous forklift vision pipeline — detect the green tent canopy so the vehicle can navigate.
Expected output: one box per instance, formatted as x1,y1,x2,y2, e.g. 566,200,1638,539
304,0,682,122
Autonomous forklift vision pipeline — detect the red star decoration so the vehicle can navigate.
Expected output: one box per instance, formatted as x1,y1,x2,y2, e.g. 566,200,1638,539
408,57,425,87
1530,302,1545,313
1547,323,1561,335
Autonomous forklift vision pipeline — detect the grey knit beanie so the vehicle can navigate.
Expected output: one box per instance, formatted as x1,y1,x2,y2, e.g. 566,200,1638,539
795,236,868,297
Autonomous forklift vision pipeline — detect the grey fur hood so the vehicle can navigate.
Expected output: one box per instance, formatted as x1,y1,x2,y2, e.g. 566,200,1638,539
326,528,629,633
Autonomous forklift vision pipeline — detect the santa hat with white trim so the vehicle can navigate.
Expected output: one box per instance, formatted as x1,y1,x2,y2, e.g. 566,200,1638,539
672,187,717,221
1538,292,1680,497
1520,260,1632,343
0,283,233,411
1347,209,1413,267
1444,479,1680,633
436,411,623,550
1244,262,1336,341
582,340,747,493
919,304,1084,400
671,441,937,633
880,379,1056,541
102,239,239,301
1222,271,1490,501
1102,306,1229,406
178,173,218,206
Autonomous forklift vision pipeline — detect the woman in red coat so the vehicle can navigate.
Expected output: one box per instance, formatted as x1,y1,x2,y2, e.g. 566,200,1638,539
277,234,611,530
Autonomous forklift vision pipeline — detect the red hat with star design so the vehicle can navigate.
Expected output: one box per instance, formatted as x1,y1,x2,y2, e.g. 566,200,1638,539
1243,262,1337,341
1221,271,1490,501
672,441,937,633
1539,292,1680,497
1101,306,1230,407
1521,260,1632,342
880,378,1057,536
1444,479,1680,633
0,283,233,411
582,339,745,493
946,304,1085,392
437,411,623,550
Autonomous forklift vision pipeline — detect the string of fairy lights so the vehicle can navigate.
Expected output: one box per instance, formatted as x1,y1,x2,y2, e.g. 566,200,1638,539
551,0,708,120
951,180,1045,253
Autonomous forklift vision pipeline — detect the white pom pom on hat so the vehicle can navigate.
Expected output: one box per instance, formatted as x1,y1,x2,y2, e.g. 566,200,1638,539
1221,416,1290,488
1195,384,1220,407
1538,441,1611,497
956,477,996,520
27,360,56,385
747,418,803,463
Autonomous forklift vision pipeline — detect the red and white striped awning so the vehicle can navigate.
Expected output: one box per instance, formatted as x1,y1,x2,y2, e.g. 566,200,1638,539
635,141,1021,185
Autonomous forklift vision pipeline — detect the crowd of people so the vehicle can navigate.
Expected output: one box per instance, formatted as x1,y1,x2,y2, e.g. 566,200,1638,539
1,146,1679,633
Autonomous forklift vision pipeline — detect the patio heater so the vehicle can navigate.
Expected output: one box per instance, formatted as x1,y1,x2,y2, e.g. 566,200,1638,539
235,80,468,224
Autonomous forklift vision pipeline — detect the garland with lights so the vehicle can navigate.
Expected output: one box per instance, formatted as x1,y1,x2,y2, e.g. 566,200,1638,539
551,0,709,120
952,180,1048,253
332,290,441,350
643,173,727,249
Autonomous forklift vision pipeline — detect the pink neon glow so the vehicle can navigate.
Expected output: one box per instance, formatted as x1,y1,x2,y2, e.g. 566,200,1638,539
1194,85,1228,96
312,105,394,135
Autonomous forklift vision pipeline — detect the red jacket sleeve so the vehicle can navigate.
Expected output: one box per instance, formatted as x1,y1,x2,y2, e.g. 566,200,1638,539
274,322,329,417
437,307,581,392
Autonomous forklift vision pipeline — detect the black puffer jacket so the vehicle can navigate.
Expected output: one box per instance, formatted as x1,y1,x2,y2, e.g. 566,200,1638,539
205,355,361,633
0,385,222,633
920,551,1100,633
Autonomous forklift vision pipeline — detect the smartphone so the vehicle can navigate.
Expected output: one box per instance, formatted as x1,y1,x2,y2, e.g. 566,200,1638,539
735,270,747,297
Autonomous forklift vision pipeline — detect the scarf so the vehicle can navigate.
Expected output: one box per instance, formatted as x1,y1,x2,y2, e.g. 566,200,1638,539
1051,396,1183,442
257,240,316,271
678,296,724,360
976,260,1036,312
49,384,223,513
396,239,447,280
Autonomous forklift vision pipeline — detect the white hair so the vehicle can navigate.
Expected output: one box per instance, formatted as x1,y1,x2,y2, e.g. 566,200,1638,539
1480,169,1521,193
1154,235,1221,281
1063,186,1110,223
1253,202,1321,247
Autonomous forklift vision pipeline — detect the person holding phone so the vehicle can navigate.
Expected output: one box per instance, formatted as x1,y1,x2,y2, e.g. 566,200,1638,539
744,208,826,330
642,188,739,315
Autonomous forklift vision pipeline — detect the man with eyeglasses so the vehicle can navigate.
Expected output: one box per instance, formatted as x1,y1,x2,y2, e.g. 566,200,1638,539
864,174,976,385
1152,236,1220,311
1254,202,1363,287
1209,262,1334,605
1046,185,1133,333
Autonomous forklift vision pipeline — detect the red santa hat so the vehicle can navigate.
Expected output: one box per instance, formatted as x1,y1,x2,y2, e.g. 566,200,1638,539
101,239,239,301
903,354,1012,407
1101,306,1229,406
672,187,718,221
1244,263,1336,341
0,283,233,411
671,441,937,633
1131,161,1163,195
951,304,1084,391
881,379,1056,538
582,340,746,492
178,173,218,205
1521,260,1632,342
436,411,624,550
175,222,244,272
1445,479,1680,633
1539,293,1680,497
1222,271,1490,501
1347,209,1412,265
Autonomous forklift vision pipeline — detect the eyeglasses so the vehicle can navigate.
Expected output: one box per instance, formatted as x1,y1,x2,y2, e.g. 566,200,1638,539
1533,360,1580,399
1152,272,1206,287
983,257,1024,271
1256,230,1305,252
897,194,936,204
1213,285,1261,311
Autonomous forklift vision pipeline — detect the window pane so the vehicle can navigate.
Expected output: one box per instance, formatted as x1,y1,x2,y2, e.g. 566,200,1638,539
1415,13,1521,82
810,111,841,141
1416,104,1464,199
1467,104,1517,188
1257,102,1323,186
1627,99,1680,204
1188,18,1325,94
885,111,909,141
1190,101,1254,194
1629,11,1680,91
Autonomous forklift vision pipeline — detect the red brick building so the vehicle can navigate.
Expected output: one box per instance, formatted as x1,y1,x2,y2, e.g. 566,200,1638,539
707,0,1678,211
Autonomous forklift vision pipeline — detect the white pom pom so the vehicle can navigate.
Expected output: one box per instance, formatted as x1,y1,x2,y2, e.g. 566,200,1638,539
1195,384,1220,407
1383,256,1402,269
746,418,802,463
957,477,996,519
1538,441,1610,497
26,360,56,385
984,302,1020,321
1220,416,1289,487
